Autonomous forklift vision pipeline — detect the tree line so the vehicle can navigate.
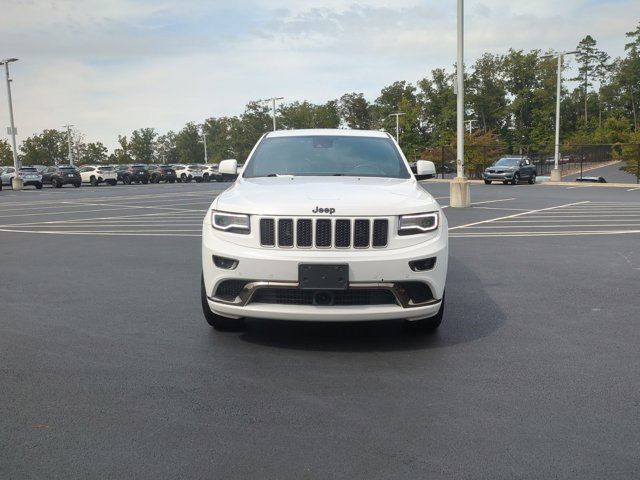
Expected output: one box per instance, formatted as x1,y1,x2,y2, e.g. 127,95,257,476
1,22,639,169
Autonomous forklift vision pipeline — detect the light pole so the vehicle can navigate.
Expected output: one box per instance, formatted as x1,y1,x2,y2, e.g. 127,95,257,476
542,51,577,182
259,97,284,131
464,119,477,134
200,131,208,164
63,124,74,166
450,0,470,207
388,113,405,143
1,58,22,190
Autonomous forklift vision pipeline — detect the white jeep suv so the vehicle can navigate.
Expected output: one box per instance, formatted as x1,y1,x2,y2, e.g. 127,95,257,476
201,129,448,331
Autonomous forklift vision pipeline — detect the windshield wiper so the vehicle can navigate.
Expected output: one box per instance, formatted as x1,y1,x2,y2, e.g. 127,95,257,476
265,173,295,177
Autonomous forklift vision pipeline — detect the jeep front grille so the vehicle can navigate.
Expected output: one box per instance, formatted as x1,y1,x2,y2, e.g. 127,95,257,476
259,218,389,249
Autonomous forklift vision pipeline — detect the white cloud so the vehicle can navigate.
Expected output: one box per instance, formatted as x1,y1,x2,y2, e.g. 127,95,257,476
1,0,639,150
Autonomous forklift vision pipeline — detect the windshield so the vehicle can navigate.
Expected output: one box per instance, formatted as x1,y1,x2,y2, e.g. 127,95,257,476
494,158,520,167
98,166,114,171
59,167,77,171
20,168,37,172
243,135,411,179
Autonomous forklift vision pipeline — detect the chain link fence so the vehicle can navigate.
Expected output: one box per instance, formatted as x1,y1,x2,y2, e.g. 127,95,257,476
420,144,640,183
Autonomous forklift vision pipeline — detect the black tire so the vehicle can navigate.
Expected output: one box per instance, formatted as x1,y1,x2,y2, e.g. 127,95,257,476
484,180,491,185
180,174,187,183
511,173,520,185
195,177,203,183
203,174,210,183
108,180,117,186
201,273,244,330
35,182,43,190
73,182,81,188
169,178,176,183
142,179,149,185
404,292,445,333
123,176,131,185
90,176,98,186
528,172,536,184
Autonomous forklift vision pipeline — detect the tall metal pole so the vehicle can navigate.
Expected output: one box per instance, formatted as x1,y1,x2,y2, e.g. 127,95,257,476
2,60,19,171
63,125,74,166
387,113,405,143
554,54,562,173
450,0,470,207
544,50,576,181
202,132,208,164
272,98,277,131
456,0,464,179
259,97,284,131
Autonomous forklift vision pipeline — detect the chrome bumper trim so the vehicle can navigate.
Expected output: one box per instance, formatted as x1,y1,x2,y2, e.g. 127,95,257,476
208,281,440,309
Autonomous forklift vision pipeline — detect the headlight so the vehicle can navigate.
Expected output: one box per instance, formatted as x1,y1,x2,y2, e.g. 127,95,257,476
398,212,439,235
211,210,250,234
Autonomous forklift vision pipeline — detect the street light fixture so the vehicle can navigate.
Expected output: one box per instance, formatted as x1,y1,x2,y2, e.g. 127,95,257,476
388,112,405,143
541,51,578,181
258,97,284,131
450,0,470,207
1,57,22,189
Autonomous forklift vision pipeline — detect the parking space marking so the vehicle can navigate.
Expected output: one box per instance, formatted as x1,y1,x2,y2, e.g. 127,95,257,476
451,201,640,238
0,188,214,236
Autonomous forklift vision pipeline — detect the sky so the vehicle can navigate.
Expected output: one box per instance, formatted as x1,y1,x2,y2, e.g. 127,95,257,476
1,0,639,150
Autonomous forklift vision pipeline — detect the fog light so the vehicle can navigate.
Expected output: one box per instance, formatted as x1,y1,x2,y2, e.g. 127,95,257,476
409,257,436,272
213,255,238,270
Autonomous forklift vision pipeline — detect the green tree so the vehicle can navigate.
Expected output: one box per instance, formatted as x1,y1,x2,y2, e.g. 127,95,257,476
339,93,373,129
19,129,67,166
174,122,202,164
503,49,542,145
0,139,12,166
83,142,108,164
417,68,457,145
129,128,157,163
155,131,179,164
621,21,640,131
468,54,508,134
113,135,132,164
572,35,603,125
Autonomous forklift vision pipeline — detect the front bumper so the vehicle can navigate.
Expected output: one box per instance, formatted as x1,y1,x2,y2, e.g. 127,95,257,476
202,223,448,322
484,172,515,180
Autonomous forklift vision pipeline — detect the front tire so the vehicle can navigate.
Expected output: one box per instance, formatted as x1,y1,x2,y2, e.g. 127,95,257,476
107,180,117,186
528,172,536,184
404,292,445,333
511,173,520,185
201,273,244,330
35,182,43,190
484,179,491,185
90,176,98,187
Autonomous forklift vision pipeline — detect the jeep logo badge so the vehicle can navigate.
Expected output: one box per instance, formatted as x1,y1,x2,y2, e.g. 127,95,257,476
312,206,336,214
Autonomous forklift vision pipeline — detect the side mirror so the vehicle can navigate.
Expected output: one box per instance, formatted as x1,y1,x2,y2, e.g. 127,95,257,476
219,159,238,175
415,160,436,180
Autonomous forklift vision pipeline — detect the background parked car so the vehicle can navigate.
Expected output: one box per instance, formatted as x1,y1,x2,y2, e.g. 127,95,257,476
41,165,81,188
201,164,219,182
147,164,177,183
79,165,118,186
1,166,17,186
483,156,536,185
116,164,150,185
5,166,44,189
173,164,204,182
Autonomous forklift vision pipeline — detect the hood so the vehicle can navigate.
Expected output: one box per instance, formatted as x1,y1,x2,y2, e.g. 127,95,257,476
213,176,440,216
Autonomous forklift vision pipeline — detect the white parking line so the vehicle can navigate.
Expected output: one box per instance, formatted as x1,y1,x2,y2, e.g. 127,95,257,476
449,201,589,231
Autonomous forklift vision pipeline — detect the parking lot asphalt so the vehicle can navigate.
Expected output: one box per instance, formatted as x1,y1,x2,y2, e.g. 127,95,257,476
1,182,639,479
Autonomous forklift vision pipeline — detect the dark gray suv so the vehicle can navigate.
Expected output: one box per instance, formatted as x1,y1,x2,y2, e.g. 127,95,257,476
483,156,536,185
